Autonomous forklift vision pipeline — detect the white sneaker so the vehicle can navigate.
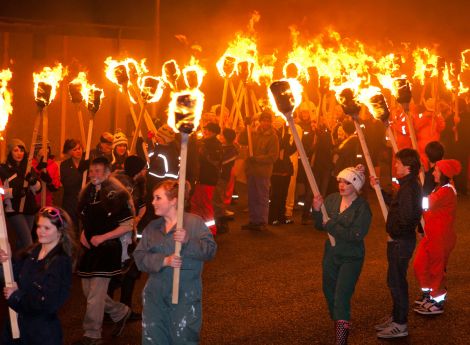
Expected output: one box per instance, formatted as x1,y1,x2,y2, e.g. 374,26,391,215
376,322,408,339
414,300,444,315
374,316,393,331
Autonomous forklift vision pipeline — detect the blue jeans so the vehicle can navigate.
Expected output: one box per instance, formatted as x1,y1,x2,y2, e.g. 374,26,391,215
247,175,270,225
387,238,416,324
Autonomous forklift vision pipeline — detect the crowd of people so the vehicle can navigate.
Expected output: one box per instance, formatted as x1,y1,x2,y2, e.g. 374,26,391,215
0,92,468,344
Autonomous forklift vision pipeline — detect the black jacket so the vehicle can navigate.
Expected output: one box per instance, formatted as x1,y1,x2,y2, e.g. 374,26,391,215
197,135,222,186
383,173,422,240
60,158,83,226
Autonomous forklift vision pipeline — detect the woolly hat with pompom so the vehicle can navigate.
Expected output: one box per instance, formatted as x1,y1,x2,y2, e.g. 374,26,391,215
337,164,366,192
436,159,461,179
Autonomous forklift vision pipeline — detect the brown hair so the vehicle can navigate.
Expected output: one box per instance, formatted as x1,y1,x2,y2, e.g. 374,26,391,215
152,179,191,201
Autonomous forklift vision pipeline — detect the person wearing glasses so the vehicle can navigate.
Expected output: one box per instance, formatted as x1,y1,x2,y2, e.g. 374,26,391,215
134,179,217,345
313,164,372,345
1,206,75,345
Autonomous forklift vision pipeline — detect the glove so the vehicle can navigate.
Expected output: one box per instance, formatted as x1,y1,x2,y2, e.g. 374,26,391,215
36,158,47,170
40,171,53,184
77,159,90,173
25,172,38,186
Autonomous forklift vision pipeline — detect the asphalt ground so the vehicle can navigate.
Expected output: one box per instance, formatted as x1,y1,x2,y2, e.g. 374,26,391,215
1,183,469,344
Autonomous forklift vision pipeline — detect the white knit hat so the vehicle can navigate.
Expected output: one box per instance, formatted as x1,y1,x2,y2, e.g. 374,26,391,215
337,164,366,192
113,131,128,148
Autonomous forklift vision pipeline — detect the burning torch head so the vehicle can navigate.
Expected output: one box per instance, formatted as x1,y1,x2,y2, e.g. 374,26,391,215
127,61,140,83
369,93,390,123
338,88,361,118
237,61,253,83
35,82,53,108
140,76,164,103
184,70,200,90
168,91,204,134
394,78,412,104
114,64,129,86
87,88,103,113
68,82,83,103
223,56,236,77
163,60,180,89
269,80,296,115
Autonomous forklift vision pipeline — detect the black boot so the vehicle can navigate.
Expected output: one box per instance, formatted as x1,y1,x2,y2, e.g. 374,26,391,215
216,218,229,234
335,320,350,345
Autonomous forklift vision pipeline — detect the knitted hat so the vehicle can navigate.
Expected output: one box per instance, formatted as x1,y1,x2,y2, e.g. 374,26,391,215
100,132,114,144
204,122,221,134
124,155,147,178
155,124,175,144
337,164,366,192
113,131,128,148
436,159,461,178
7,138,26,153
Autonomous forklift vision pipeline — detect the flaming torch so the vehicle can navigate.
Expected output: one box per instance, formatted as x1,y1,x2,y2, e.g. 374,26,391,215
68,72,89,145
334,85,389,221
0,68,20,339
130,76,164,154
162,60,181,92
81,85,104,188
30,63,66,207
358,87,399,153
216,55,237,128
268,79,335,246
167,89,204,304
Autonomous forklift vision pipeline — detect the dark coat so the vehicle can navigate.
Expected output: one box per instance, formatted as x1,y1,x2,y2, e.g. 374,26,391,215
383,173,422,240
60,157,83,226
2,245,72,345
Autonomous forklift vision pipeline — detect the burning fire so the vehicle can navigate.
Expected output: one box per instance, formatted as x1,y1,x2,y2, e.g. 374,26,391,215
0,69,13,132
33,63,67,108
162,59,181,90
268,78,303,120
104,57,148,90
69,72,90,103
167,89,204,133
412,47,438,84
182,56,206,89
85,85,105,113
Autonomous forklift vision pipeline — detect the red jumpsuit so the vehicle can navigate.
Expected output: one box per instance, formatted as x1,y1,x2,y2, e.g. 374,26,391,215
413,184,457,297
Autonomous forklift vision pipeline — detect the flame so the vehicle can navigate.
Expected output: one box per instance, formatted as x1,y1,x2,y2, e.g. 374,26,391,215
138,76,164,103
85,85,105,113
268,78,303,121
217,34,258,82
104,56,148,90
69,72,90,103
216,54,237,79
33,63,67,108
162,59,181,90
412,47,438,84
182,56,206,89
0,69,13,132
167,89,204,133
283,26,315,81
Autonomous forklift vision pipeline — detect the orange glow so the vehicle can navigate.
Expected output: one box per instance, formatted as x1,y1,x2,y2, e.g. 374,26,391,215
283,26,314,81
85,85,105,113
167,89,204,133
33,63,67,108
69,72,90,103
0,69,13,132
183,56,206,89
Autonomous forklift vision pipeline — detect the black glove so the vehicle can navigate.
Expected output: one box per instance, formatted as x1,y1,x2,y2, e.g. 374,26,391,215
78,159,90,173
36,158,47,170
25,172,38,186
13,187,27,199
40,171,53,184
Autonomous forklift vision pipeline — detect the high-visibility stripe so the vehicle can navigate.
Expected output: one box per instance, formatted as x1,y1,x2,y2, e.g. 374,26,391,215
205,220,216,227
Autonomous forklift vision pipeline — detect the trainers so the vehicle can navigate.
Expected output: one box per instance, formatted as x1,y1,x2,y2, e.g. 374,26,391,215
284,218,294,224
376,322,408,339
224,210,235,217
414,300,444,315
414,291,431,306
72,337,103,345
111,308,132,337
374,316,393,331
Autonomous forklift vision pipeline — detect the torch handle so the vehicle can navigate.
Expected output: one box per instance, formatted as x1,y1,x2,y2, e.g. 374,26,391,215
41,109,48,207
76,105,87,146
385,126,399,153
0,201,20,339
19,112,41,213
286,116,335,246
130,104,147,154
353,120,388,221
219,78,229,129
229,81,243,129
250,89,261,114
130,85,159,135
403,107,425,183
81,116,94,189
172,133,189,305
123,88,141,134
